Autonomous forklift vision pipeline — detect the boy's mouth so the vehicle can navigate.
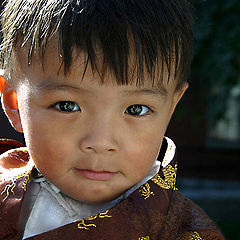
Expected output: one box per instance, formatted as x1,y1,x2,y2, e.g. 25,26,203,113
74,168,117,181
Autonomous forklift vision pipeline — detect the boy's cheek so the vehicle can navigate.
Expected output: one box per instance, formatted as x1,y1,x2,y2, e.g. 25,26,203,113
28,141,73,179
123,136,162,165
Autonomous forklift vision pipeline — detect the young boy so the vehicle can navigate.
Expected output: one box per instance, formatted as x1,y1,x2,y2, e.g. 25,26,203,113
0,0,225,239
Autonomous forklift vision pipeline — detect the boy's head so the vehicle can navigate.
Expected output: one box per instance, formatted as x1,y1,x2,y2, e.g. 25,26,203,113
0,0,193,203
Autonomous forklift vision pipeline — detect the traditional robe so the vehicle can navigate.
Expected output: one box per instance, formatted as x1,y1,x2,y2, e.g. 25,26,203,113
0,138,225,240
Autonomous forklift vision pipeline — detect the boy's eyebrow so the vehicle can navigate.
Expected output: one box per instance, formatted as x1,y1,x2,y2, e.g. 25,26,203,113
35,80,85,92
35,79,168,98
121,86,168,99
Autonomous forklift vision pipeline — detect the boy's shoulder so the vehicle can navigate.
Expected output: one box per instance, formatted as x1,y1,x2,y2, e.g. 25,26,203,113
0,139,33,193
0,139,32,177
0,139,33,239
0,138,25,155
167,191,225,240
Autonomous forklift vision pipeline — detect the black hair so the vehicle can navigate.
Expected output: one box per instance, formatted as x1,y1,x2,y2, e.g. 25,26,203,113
0,0,193,89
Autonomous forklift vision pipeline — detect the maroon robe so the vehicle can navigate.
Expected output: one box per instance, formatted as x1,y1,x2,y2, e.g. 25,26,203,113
0,139,225,240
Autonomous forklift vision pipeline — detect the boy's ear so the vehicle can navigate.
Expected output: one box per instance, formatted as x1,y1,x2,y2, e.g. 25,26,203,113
171,82,189,114
0,76,23,133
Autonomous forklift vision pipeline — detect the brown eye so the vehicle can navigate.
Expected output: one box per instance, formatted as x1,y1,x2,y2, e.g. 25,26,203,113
125,105,151,116
54,101,80,112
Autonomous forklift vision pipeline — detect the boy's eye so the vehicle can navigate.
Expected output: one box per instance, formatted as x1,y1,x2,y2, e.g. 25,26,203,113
53,101,80,112
125,105,152,116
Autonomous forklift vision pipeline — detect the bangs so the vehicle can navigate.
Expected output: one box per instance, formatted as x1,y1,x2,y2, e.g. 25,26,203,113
0,0,193,88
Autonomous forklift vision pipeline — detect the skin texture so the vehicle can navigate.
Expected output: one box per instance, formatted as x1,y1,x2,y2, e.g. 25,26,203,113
1,39,187,203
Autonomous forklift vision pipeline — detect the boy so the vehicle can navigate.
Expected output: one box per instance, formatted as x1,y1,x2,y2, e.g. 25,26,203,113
0,0,225,239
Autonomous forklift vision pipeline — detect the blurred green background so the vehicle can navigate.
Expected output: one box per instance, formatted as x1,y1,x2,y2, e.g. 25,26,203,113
191,0,240,125
173,1,240,239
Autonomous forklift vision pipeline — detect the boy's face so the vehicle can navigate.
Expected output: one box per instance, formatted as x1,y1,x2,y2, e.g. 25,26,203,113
3,41,186,203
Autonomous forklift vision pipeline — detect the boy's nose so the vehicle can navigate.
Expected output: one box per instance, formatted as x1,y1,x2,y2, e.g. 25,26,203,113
78,119,120,154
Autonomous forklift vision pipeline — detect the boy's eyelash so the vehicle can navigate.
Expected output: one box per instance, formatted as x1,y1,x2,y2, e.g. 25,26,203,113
48,102,154,116
49,101,80,112
125,104,153,117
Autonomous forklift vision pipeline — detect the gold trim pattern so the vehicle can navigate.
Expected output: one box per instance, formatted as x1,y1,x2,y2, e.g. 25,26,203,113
99,210,112,218
151,164,177,190
77,210,112,230
77,219,97,230
1,171,31,201
176,231,202,240
139,183,154,200
138,236,150,240
22,171,31,191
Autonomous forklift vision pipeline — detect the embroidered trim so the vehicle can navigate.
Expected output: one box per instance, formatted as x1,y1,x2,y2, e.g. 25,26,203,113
77,210,112,230
22,171,31,191
151,164,178,190
176,231,202,240
77,219,97,230
1,170,31,201
138,236,150,240
99,210,112,218
139,183,154,200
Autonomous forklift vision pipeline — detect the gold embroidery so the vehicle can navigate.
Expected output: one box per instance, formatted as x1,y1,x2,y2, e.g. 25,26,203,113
77,219,97,230
77,210,112,230
22,171,31,191
138,236,150,240
151,164,177,190
99,210,112,218
85,215,98,221
1,181,17,201
1,171,30,201
176,231,202,240
139,183,154,200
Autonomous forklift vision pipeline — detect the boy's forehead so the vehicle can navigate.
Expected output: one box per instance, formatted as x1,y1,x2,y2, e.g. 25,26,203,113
17,38,176,96
35,76,169,99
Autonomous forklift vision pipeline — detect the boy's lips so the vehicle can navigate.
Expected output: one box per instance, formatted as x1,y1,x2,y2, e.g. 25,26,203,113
74,168,117,181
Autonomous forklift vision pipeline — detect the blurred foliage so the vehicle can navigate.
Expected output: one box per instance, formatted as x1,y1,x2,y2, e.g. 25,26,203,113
191,0,240,121
217,221,240,239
